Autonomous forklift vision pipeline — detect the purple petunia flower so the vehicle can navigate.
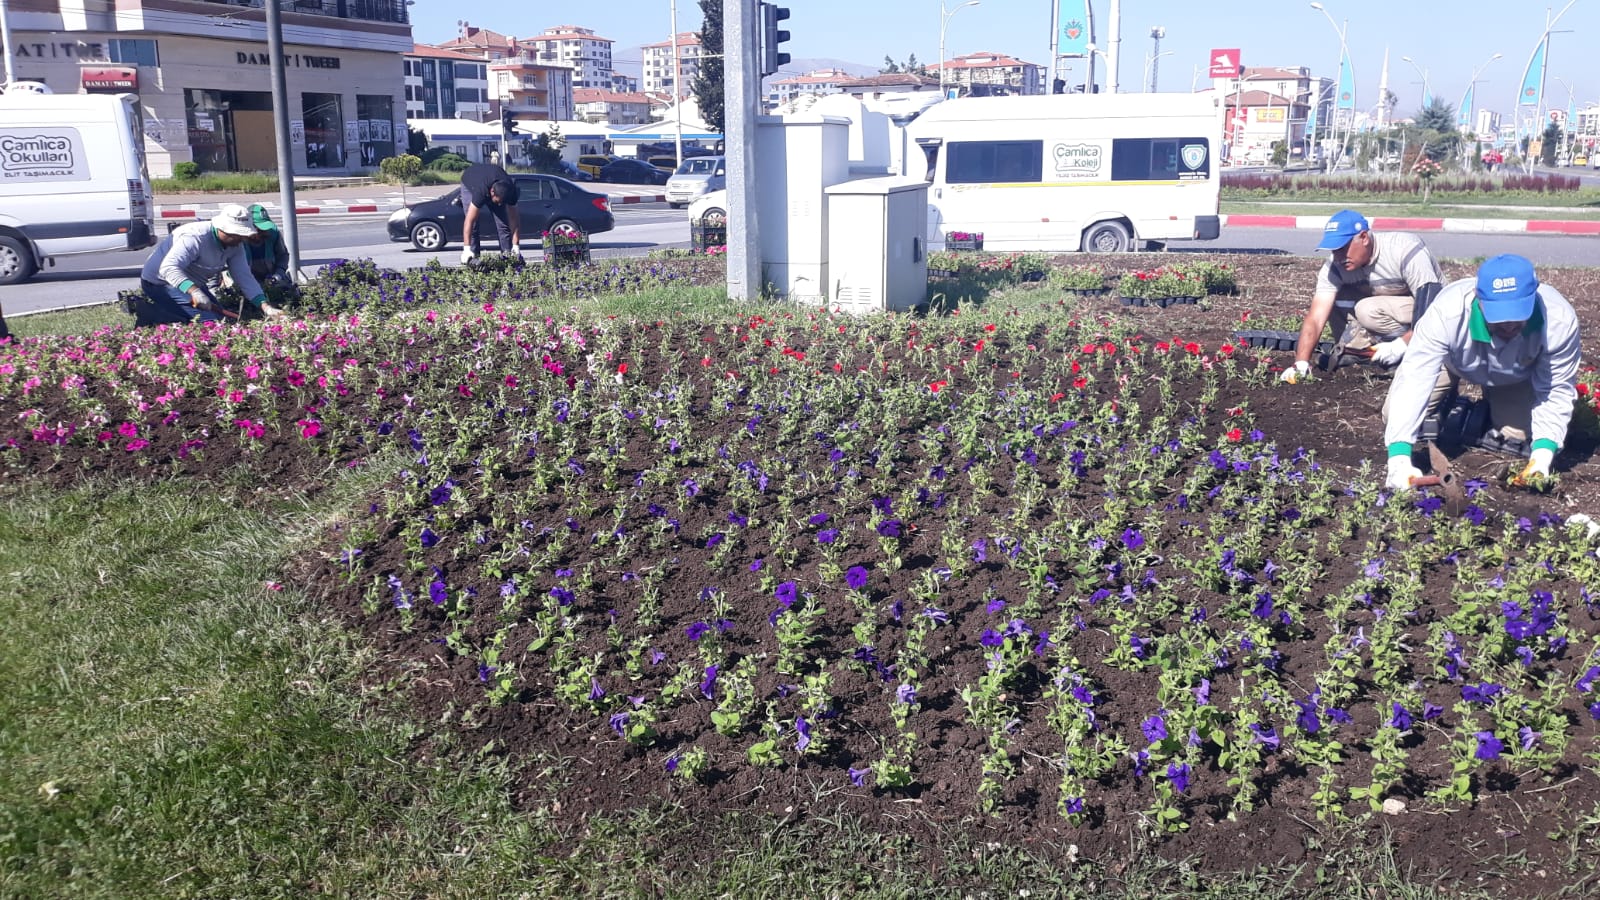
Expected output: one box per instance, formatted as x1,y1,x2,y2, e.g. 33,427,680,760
1249,723,1280,749
700,665,719,699
849,766,870,786
846,566,870,590
775,581,799,606
876,520,903,538
1193,678,1211,706
664,756,680,773
808,513,830,526
1122,528,1145,551
817,529,840,544
419,527,439,548
897,684,917,704
979,629,1004,647
921,606,949,624
1063,796,1085,814
1295,695,1321,734
685,621,710,641
428,580,447,606
1251,591,1274,620
1389,703,1413,731
1519,725,1542,751
987,598,1006,615
589,679,606,702
1167,762,1191,793
972,539,988,563
1475,731,1504,761
1142,712,1168,743
795,717,812,753
609,711,629,737
1463,683,1504,704
1129,634,1149,659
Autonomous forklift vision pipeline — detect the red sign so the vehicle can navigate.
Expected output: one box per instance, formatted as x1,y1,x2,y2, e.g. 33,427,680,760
1208,49,1241,79
81,66,138,92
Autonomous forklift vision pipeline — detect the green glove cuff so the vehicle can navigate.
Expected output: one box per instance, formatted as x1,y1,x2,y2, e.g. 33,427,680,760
250,295,269,309
177,279,196,293
1532,439,1560,454
1387,442,1413,460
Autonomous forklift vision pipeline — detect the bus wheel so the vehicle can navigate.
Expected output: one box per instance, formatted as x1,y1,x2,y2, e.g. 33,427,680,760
0,234,38,285
1083,220,1133,254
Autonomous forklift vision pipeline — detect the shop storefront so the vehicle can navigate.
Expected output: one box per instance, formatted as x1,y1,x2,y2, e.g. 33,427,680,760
2,32,406,177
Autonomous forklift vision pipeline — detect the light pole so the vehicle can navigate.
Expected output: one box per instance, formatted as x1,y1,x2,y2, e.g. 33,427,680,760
1554,75,1577,163
1309,2,1353,171
1399,55,1430,110
1146,26,1165,93
1083,43,1108,94
0,0,16,86
1460,52,1502,137
939,0,981,97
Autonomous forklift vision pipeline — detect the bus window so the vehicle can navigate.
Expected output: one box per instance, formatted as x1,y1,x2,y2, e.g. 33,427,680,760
946,140,1043,184
1112,137,1210,181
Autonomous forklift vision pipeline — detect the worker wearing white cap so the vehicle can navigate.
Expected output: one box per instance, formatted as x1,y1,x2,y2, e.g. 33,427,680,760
135,204,286,326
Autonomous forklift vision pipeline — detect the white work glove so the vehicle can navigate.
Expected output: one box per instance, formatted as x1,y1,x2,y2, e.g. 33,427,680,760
188,291,213,312
1512,447,1556,486
260,303,287,320
509,250,524,262
1385,455,1424,493
1370,339,1407,367
459,247,477,265
1279,360,1312,384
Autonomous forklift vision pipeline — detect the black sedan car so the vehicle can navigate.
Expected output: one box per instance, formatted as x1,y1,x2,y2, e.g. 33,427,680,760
386,175,615,252
596,158,671,186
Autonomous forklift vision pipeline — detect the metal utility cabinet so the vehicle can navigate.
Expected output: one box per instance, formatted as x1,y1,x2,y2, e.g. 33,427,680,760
823,177,930,314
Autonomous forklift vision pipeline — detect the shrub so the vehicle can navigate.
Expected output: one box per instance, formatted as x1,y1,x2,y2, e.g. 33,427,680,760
172,161,201,180
378,154,422,184
425,153,471,172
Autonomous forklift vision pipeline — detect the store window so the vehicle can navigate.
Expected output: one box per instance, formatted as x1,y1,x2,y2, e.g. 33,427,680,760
302,92,345,168
356,95,394,167
109,39,159,67
185,88,231,171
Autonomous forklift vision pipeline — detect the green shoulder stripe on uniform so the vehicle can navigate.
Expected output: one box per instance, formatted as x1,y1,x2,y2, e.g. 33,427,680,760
1468,297,1545,343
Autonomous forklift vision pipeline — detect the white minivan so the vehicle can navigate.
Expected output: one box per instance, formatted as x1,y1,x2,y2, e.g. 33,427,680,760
905,93,1223,253
0,88,157,284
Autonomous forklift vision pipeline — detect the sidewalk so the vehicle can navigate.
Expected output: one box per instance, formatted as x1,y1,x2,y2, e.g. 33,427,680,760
1221,213,1600,236
154,183,668,221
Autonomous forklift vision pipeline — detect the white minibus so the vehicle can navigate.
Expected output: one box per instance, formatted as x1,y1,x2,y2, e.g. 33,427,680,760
0,89,157,284
906,93,1223,253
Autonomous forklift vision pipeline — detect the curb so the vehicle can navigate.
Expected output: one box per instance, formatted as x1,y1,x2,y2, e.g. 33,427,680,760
1221,214,1600,236
153,193,667,221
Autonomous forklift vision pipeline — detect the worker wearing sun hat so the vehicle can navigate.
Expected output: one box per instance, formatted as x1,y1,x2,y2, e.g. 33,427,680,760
242,204,291,287
1280,209,1444,383
1383,254,1581,492
137,203,282,326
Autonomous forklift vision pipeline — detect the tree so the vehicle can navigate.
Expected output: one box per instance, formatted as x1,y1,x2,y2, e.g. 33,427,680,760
1413,100,1456,134
691,0,726,133
879,55,927,75
407,126,427,156
1541,121,1561,166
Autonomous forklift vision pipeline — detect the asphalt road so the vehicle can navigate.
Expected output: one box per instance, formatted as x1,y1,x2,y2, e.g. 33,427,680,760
5,206,1598,315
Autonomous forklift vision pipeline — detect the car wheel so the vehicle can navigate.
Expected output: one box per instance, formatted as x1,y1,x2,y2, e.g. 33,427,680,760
410,220,447,252
1083,220,1133,254
699,207,727,227
546,218,583,241
0,234,38,285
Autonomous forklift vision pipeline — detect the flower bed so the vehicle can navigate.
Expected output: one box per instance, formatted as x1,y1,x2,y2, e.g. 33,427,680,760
6,263,1600,891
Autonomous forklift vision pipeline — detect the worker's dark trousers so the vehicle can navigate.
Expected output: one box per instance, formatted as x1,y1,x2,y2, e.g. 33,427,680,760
459,187,516,254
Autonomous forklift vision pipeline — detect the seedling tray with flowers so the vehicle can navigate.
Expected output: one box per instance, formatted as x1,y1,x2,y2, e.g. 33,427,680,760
5,258,1600,892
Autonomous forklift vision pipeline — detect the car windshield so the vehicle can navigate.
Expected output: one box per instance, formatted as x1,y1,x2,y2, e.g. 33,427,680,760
676,158,719,175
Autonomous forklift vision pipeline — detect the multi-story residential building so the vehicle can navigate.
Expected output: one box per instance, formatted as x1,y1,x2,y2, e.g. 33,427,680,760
1211,66,1320,164
573,89,652,125
520,26,613,90
437,23,518,61
0,0,409,175
489,57,574,124
641,32,702,96
934,52,1045,96
768,68,852,107
405,44,491,123
611,72,640,94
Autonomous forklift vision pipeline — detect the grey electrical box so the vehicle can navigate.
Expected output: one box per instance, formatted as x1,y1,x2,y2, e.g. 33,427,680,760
823,177,930,314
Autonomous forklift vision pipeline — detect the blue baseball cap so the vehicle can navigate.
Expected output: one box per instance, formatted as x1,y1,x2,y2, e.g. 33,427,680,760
1316,209,1370,250
1475,254,1539,323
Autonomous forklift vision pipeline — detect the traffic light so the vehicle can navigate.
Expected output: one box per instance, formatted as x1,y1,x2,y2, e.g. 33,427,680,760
760,3,790,78
501,108,515,134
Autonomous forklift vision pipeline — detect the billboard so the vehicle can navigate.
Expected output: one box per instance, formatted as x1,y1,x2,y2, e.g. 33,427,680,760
1209,49,1241,79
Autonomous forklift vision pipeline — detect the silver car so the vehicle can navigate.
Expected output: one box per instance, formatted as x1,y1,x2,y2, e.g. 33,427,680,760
665,156,725,209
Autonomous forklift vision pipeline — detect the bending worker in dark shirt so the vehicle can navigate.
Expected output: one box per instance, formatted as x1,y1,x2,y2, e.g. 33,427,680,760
458,163,522,264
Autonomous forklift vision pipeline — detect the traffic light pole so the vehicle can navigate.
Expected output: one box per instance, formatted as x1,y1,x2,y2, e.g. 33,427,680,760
724,0,762,301
264,0,301,277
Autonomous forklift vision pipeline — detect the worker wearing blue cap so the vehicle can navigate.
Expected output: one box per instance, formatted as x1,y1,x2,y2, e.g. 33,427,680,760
1280,209,1445,383
1383,254,1581,492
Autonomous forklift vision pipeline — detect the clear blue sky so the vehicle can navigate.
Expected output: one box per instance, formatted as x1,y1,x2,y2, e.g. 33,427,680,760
415,1,1599,116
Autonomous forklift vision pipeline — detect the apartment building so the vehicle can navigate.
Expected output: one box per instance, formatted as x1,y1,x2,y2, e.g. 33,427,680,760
768,68,852,106
573,88,652,125
0,0,410,175
934,52,1045,96
437,24,518,61
520,25,613,90
489,57,574,123
404,44,490,123
641,32,702,96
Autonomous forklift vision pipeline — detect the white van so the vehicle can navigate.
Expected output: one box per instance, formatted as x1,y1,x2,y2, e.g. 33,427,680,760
0,90,156,284
906,93,1223,253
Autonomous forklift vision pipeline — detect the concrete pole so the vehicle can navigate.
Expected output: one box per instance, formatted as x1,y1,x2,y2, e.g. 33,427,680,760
264,0,301,276
1048,0,1060,92
724,0,761,301
0,0,17,86
1106,0,1121,94
671,0,683,166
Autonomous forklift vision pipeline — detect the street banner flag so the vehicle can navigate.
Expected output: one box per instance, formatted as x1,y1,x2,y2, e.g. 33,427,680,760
1307,97,1318,135
1422,87,1432,109
1208,48,1240,79
1518,37,1545,108
1058,2,1091,57
1457,84,1474,131
1335,50,1355,110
